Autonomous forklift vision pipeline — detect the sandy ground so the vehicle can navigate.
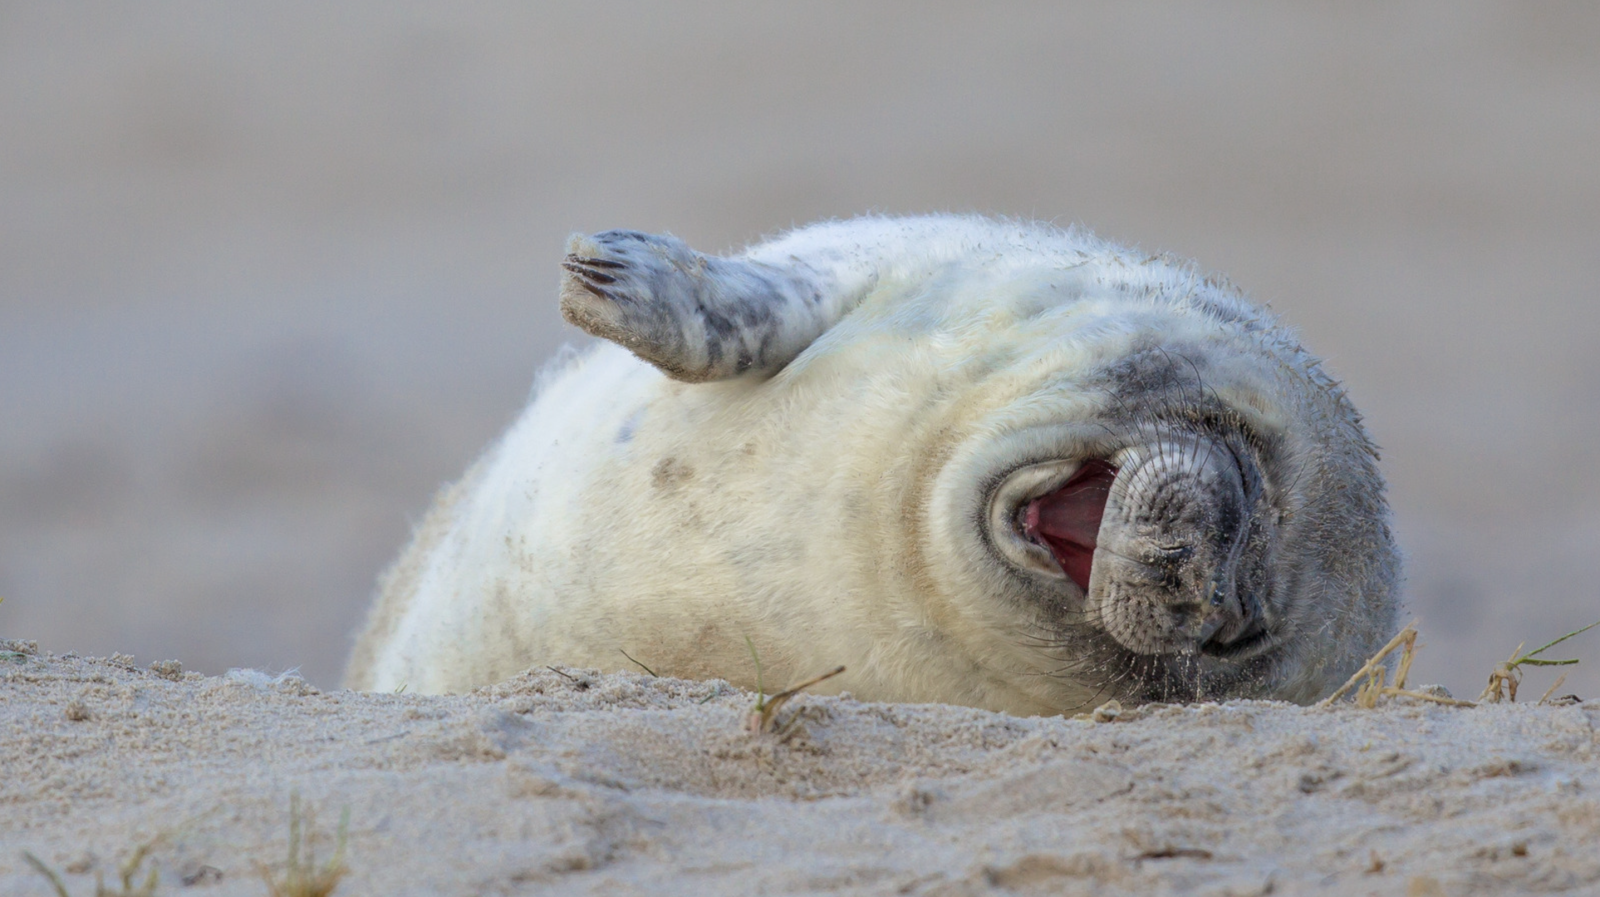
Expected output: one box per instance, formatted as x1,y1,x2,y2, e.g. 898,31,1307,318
4,640,1599,896
4,8,1600,894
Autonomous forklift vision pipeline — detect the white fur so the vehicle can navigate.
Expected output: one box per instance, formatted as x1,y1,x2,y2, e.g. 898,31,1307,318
345,216,1395,713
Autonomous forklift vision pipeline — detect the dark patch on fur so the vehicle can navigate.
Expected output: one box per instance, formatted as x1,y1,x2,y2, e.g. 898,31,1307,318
651,457,695,490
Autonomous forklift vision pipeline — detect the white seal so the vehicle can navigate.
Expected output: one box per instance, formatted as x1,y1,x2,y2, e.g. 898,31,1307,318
344,215,1399,714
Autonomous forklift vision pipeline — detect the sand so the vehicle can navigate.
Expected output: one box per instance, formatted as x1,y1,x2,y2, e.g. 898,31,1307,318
4,639,1599,896
5,9,1600,894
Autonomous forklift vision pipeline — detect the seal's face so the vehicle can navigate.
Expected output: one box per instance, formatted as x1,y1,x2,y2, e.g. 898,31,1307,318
988,423,1285,703
961,339,1333,706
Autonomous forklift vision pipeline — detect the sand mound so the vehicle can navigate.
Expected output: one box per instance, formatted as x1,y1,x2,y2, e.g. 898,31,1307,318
4,640,1598,895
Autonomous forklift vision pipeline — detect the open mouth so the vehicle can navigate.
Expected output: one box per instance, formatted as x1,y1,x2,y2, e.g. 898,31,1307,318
1019,459,1118,592
992,443,1278,667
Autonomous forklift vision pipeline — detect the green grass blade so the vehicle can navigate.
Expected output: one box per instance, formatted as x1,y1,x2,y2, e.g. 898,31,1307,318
1519,619,1600,662
744,636,765,705
21,852,70,897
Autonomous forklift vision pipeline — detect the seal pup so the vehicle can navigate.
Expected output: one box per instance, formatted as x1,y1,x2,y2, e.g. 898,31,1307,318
344,215,1399,714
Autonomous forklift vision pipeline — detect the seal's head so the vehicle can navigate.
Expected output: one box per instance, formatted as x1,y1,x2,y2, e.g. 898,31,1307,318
937,310,1398,707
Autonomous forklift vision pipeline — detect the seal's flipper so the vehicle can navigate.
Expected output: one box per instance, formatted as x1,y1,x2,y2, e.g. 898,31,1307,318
560,229,835,382
560,217,1034,381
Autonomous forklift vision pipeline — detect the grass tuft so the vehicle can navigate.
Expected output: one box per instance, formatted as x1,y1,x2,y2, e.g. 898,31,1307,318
257,793,349,897
20,852,71,897
1321,622,1425,707
1323,617,1598,708
743,636,845,735
23,843,157,897
1480,619,1600,703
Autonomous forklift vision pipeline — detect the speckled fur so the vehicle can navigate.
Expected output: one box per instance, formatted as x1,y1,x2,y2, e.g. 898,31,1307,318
345,215,1399,713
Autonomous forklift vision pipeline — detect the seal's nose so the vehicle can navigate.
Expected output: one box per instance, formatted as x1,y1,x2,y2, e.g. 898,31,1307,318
1151,565,1245,646
1192,571,1255,650
1090,435,1266,656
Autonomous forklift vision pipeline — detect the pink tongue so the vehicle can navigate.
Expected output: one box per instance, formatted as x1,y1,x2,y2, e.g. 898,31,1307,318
1023,459,1118,591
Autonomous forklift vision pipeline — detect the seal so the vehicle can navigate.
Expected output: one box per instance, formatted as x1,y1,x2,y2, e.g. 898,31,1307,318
343,215,1400,714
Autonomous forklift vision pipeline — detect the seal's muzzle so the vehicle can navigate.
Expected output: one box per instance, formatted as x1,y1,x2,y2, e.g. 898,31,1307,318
1092,436,1270,657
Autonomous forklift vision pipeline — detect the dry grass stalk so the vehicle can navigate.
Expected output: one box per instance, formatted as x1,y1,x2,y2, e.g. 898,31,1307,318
1323,623,1478,708
1536,673,1569,706
257,793,349,897
1325,617,1597,708
746,666,847,735
1479,619,1599,703
1320,622,1419,706
22,844,158,897
743,636,845,734
1394,627,1418,691
19,852,69,897
1376,687,1476,708
1482,642,1528,703
618,648,658,677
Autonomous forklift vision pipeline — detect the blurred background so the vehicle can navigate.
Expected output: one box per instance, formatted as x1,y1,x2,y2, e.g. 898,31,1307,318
2,3,1597,698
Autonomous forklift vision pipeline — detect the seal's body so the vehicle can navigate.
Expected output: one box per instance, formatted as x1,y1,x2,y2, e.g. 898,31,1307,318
345,216,1399,713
